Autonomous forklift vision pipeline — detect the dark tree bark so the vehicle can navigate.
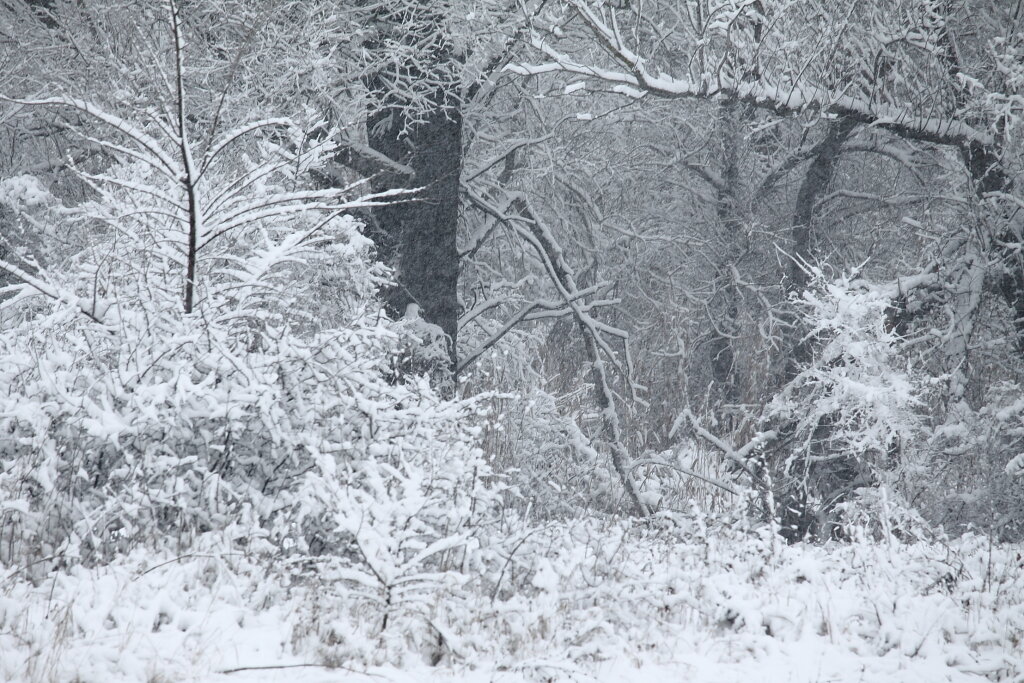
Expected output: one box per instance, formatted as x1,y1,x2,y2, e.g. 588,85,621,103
935,12,1024,354
963,143,1024,354
366,100,462,371
784,117,858,380
359,5,463,386
0,207,14,291
708,101,743,413
24,0,58,28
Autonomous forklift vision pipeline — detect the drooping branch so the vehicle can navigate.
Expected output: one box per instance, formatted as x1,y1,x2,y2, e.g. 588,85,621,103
508,2,994,149
670,408,775,486
0,257,108,325
630,457,739,496
1,96,181,179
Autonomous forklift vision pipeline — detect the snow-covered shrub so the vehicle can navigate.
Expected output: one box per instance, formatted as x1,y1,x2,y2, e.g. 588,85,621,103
917,382,1024,540
417,513,1023,681
834,485,937,544
493,387,615,517
3,508,1023,682
636,441,746,515
389,303,455,395
765,267,925,540
0,105,501,607
458,314,619,518
466,359,617,518
0,174,63,292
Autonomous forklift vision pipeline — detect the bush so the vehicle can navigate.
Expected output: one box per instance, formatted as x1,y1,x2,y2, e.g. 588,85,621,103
764,266,925,540
0,119,501,595
920,382,1024,540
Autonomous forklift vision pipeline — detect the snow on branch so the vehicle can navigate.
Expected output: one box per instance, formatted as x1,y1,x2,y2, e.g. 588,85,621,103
508,1,994,149
463,182,650,515
3,96,182,179
199,117,293,176
0,257,109,324
671,408,774,483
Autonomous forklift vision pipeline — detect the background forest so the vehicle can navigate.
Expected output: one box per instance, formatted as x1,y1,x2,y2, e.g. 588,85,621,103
1,1,1024,681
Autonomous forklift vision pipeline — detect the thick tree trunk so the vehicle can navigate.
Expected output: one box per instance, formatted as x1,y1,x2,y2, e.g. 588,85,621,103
366,98,462,379
359,5,463,387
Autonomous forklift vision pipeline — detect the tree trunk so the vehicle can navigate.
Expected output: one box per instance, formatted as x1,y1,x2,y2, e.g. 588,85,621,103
366,98,462,377
708,101,744,415
784,118,858,380
359,5,463,388
962,142,1024,355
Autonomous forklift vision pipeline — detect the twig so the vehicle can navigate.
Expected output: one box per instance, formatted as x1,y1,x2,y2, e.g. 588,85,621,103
631,458,739,495
218,663,381,676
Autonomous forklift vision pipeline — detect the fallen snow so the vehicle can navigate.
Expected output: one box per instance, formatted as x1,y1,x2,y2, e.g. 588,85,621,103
1,516,1021,683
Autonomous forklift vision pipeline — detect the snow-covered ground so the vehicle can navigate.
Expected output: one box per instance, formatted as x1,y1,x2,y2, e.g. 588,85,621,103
2,514,1021,683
